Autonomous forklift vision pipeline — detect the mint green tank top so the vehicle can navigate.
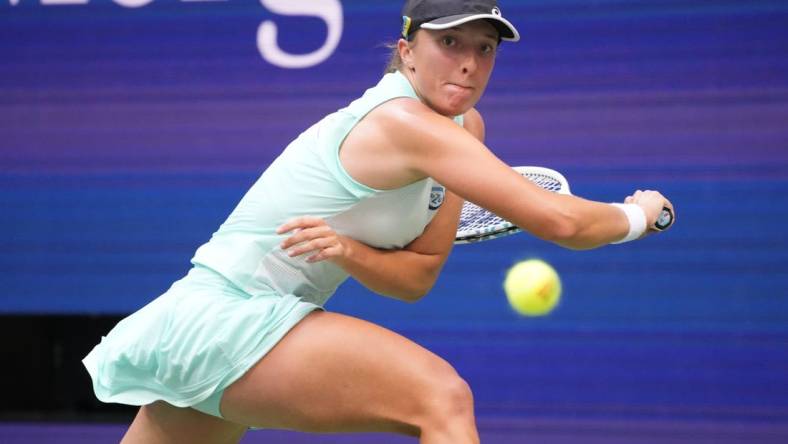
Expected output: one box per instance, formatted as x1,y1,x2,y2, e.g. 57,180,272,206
191,71,464,306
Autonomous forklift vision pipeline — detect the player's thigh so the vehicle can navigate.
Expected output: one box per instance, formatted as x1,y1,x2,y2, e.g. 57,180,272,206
220,311,471,434
122,401,246,444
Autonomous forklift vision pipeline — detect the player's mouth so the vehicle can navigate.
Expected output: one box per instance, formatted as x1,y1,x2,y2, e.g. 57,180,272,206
446,83,473,92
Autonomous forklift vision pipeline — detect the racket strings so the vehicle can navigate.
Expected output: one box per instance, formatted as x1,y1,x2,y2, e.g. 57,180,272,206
456,172,565,240
529,174,563,192
458,206,507,231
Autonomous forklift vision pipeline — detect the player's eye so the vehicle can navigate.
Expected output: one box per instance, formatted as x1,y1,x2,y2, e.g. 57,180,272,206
480,43,496,55
441,35,457,47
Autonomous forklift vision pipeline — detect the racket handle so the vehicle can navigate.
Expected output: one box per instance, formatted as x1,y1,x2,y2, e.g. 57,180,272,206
654,207,674,231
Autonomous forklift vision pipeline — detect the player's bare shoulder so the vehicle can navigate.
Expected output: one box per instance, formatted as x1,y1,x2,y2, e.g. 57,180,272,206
340,97,435,189
372,98,474,154
368,97,438,139
344,98,487,188
342,97,430,157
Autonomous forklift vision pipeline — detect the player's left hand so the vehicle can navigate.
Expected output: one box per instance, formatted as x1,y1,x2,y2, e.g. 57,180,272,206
276,216,347,263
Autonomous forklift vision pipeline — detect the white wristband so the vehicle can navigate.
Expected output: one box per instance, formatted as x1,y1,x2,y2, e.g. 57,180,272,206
609,203,647,244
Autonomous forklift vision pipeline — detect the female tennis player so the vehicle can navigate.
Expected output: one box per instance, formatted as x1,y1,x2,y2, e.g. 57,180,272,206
84,1,674,443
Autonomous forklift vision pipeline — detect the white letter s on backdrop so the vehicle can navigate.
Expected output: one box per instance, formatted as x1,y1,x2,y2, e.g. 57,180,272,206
112,0,155,7
258,0,343,69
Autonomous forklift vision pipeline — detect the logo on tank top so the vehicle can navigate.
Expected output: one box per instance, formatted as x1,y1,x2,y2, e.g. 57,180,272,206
429,186,445,210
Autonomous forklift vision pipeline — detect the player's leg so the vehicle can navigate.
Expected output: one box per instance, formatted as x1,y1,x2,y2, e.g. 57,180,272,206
121,401,247,444
221,311,479,444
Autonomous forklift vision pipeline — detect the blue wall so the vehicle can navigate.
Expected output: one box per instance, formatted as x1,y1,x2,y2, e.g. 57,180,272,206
2,0,787,430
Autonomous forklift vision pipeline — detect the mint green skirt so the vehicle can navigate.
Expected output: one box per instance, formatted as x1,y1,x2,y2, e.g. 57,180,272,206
82,265,320,411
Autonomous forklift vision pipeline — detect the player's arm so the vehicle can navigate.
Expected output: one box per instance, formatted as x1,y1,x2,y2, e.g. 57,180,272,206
380,99,672,250
276,191,460,302
335,189,461,301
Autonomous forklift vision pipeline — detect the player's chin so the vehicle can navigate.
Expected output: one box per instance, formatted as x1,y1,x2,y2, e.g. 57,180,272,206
434,96,478,117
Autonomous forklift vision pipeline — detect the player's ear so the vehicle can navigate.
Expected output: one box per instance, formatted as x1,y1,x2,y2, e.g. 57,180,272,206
398,38,416,72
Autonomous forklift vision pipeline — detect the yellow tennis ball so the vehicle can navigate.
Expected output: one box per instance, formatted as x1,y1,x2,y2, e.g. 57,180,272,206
504,259,561,316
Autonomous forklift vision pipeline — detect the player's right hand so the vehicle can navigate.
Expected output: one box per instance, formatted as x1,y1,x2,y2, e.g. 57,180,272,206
625,190,675,231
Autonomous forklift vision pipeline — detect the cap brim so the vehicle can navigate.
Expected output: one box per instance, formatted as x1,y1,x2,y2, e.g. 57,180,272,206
420,13,520,42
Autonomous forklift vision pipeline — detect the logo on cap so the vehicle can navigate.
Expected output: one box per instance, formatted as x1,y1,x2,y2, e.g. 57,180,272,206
492,6,501,16
402,16,412,38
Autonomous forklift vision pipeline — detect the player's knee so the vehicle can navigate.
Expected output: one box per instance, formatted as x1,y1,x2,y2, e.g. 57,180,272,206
420,367,475,427
443,375,475,417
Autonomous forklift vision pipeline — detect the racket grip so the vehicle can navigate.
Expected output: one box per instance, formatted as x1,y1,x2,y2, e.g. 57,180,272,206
654,207,674,231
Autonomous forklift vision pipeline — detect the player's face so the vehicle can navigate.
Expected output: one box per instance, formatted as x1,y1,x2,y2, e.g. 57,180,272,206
402,20,499,116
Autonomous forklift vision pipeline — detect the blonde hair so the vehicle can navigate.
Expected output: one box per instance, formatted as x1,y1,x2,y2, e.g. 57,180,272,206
384,42,403,74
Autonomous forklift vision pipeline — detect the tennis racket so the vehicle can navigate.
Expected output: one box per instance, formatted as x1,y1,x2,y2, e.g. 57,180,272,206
454,166,674,244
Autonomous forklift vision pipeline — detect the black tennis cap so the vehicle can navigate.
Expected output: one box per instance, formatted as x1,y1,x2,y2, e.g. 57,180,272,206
401,0,520,42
